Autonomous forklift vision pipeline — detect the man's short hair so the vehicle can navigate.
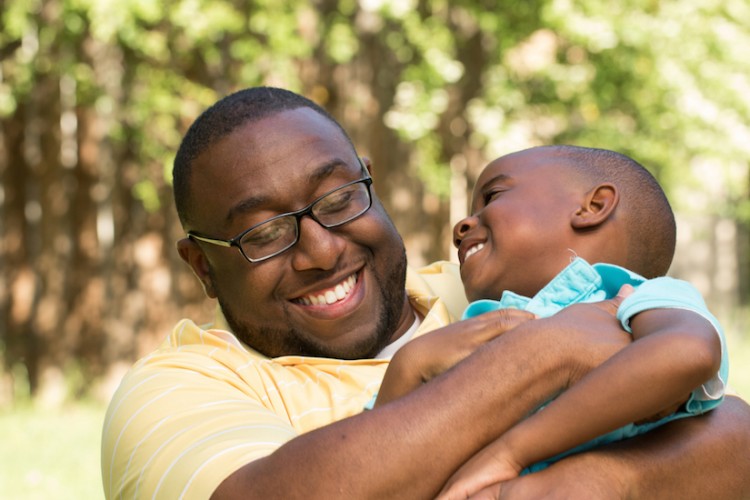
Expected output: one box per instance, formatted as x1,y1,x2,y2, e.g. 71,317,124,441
173,87,350,227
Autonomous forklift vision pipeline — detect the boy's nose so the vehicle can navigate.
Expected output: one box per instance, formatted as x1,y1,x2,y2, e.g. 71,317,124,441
453,216,477,248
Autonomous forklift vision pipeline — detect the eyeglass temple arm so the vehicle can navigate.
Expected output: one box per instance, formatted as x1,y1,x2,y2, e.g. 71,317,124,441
187,233,235,248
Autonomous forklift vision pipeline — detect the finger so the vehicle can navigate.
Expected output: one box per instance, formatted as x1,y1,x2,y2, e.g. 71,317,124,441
468,482,502,500
435,484,467,500
596,283,635,316
615,283,635,300
484,308,537,333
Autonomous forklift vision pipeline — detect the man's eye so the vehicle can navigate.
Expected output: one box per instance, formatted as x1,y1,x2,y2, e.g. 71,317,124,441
317,190,352,215
244,220,290,246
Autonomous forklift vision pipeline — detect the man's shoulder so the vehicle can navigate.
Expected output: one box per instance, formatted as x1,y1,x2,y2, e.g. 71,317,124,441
407,260,467,321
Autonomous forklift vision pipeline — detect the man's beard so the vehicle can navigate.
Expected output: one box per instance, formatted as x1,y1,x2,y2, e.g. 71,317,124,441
214,254,408,359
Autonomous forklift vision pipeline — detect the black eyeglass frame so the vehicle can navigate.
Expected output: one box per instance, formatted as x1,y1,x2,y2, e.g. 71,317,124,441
187,174,373,263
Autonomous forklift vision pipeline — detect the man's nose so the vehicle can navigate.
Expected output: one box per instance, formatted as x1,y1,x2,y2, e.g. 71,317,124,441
290,215,343,271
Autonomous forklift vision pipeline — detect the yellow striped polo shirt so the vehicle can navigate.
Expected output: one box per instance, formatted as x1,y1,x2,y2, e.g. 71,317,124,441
101,261,466,499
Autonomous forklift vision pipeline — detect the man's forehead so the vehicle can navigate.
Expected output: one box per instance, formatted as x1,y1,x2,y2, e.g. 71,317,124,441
189,108,358,229
223,157,357,225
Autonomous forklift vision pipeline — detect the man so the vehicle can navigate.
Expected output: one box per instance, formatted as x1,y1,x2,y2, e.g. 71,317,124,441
101,87,750,499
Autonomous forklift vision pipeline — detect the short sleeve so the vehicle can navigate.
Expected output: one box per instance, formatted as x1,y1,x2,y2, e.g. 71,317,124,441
617,277,729,414
101,352,298,499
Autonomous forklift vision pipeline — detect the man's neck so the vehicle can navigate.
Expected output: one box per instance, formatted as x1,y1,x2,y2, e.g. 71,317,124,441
389,295,421,344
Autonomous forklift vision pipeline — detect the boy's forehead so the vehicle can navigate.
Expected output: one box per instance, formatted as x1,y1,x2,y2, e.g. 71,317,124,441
477,149,568,185
474,151,529,186
471,150,576,206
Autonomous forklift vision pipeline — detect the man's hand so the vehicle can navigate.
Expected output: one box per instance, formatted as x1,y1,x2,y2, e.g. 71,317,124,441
545,284,635,389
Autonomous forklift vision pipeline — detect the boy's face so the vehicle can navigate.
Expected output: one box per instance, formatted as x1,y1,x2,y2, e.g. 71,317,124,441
454,149,585,302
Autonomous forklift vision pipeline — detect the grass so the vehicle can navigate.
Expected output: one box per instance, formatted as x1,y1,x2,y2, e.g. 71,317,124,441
0,402,106,500
728,332,750,399
0,335,748,500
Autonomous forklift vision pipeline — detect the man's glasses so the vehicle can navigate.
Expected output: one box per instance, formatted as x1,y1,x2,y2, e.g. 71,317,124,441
188,175,373,263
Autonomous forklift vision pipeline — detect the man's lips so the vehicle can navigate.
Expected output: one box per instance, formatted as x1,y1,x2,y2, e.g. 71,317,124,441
293,273,358,306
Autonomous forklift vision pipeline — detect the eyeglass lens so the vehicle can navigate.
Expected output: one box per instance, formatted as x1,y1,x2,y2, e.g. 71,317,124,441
239,180,371,260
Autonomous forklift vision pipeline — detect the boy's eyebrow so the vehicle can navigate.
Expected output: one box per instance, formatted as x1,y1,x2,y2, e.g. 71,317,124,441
478,173,511,193
224,158,350,225
471,172,512,210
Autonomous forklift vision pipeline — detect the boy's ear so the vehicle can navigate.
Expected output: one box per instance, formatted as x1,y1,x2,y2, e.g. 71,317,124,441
571,183,619,229
177,237,217,298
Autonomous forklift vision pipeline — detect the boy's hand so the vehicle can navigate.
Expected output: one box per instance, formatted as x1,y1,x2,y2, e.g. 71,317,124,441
375,308,535,406
438,437,522,500
464,452,626,500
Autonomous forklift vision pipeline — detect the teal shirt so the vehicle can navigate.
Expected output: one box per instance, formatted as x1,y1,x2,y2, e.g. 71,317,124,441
463,258,728,472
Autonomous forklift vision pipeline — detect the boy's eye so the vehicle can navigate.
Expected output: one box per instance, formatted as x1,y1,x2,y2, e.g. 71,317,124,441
483,190,503,205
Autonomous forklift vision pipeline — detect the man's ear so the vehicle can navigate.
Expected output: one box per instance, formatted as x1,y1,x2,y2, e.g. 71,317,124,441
360,156,373,177
176,237,217,298
571,183,619,229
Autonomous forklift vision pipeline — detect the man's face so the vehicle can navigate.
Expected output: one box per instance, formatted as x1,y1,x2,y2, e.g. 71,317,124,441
183,108,409,359
454,149,584,302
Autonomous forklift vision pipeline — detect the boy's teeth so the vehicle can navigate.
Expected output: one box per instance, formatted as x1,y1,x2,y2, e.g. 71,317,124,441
465,243,485,259
300,274,356,305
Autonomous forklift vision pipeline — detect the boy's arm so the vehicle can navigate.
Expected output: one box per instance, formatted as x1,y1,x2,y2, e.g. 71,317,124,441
439,307,722,498
493,395,750,499
374,308,535,407
504,307,721,467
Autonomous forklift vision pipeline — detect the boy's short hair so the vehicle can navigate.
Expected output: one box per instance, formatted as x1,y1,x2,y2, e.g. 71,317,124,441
547,145,676,278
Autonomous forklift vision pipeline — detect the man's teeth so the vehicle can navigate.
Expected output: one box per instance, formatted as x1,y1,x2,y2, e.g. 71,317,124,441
299,274,357,305
465,243,485,260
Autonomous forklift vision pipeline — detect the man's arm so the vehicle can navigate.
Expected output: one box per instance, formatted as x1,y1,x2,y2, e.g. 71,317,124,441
489,395,750,500
212,297,631,499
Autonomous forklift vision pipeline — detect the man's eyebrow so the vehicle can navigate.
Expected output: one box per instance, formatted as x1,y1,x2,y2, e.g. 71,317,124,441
224,158,351,225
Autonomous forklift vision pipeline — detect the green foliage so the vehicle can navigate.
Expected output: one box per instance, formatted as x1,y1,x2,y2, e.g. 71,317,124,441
1,0,748,216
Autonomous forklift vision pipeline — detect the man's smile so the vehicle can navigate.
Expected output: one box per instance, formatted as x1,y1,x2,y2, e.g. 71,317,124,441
294,273,358,306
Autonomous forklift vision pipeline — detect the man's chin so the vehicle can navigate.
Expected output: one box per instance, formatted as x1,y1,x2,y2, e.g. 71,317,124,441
215,249,406,359
219,310,386,359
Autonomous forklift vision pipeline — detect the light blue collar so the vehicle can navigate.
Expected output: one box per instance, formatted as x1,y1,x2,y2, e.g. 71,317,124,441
463,258,645,319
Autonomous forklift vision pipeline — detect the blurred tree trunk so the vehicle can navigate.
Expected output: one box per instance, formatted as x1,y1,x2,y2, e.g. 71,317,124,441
1,101,37,398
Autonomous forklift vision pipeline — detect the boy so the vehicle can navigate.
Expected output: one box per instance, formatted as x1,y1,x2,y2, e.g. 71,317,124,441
375,145,728,498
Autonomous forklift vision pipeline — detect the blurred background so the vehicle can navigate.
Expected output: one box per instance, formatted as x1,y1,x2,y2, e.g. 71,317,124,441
1,0,749,497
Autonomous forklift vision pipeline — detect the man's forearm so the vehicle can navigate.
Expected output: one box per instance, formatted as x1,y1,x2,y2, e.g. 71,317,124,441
212,319,591,499
622,395,750,498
